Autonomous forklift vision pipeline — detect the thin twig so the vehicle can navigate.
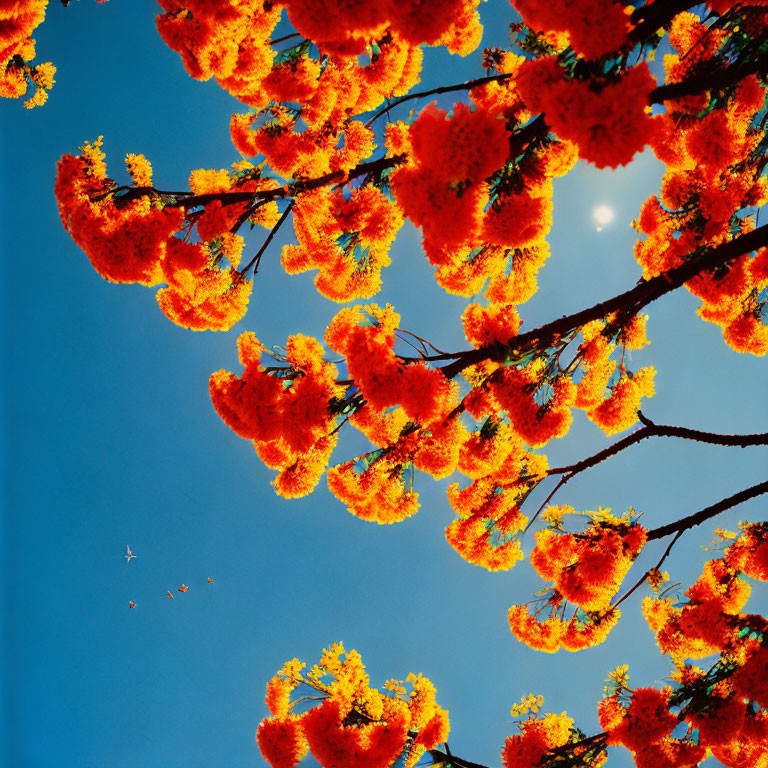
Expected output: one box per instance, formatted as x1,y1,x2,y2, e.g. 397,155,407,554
230,199,266,234
613,529,684,609
522,475,570,535
395,331,429,357
270,32,302,46
239,201,295,276
395,328,449,356
364,73,512,127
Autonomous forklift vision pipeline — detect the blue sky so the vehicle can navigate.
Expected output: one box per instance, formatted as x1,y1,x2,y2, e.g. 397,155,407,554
2,2,766,767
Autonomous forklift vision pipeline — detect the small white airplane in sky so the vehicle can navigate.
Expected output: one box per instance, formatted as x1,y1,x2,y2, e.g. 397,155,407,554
124,545,137,564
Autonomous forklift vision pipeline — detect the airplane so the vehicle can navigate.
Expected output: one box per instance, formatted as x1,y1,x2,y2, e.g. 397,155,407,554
207,578,214,584
124,545,137,564
166,590,174,599
129,601,136,609
178,584,189,592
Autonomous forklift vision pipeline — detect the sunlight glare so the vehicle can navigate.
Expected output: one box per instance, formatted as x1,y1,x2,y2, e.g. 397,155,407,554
593,204,615,230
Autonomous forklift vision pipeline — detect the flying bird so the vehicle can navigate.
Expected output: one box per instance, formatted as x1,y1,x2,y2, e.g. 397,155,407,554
178,584,189,592
207,578,214,584
129,601,136,609
166,590,174,599
124,545,137,564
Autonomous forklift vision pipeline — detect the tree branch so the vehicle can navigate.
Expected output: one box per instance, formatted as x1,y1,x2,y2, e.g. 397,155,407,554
613,529,684,609
238,200,295,277
650,52,768,104
364,73,513,127
366,15,760,125
270,32,302,46
646,478,768,542
628,0,703,43
547,413,768,477
522,475,571,535
614,480,768,609
429,749,491,768
153,154,407,210
427,223,768,379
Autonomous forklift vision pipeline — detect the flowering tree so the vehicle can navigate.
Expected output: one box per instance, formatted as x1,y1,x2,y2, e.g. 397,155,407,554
11,0,768,765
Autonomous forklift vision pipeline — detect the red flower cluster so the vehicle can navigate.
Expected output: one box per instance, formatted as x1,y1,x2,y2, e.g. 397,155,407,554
643,557,752,659
324,304,458,425
54,140,293,331
256,645,449,768
638,54,768,354
516,58,657,168
445,421,546,571
510,0,630,60
599,687,706,768
210,332,343,497
391,102,509,251
55,151,183,286
280,0,483,57
281,187,404,302
156,0,280,105
530,519,647,612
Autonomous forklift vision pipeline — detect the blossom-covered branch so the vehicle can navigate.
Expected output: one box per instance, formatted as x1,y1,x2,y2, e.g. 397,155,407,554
434,222,768,379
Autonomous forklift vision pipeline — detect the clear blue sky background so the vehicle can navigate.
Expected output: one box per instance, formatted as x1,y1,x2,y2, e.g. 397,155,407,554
2,2,766,767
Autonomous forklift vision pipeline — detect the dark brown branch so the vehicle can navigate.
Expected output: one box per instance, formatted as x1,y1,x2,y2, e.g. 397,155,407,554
238,200,295,277
522,475,570,535
270,32,302,46
365,51,767,120
650,52,768,104
547,731,609,757
647,478,768,541
615,474,768,620
161,154,406,210
628,0,703,43
89,185,194,203
429,749,491,768
365,14,759,126
426,223,768,379
364,73,513,127
430,731,608,768
613,529,684,609
547,413,768,477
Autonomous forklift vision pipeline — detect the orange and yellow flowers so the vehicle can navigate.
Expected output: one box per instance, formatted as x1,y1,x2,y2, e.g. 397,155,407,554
517,58,657,169
256,644,449,768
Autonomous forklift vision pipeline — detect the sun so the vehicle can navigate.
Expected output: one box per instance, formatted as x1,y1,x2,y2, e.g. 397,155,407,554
593,204,615,231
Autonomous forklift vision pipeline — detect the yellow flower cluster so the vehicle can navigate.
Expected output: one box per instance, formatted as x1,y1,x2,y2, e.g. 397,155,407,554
510,693,544,718
603,664,630,696
257,643,450,768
